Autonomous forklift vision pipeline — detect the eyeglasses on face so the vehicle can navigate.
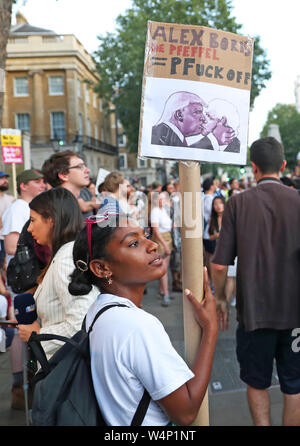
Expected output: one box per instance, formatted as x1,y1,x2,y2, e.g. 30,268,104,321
68,162,87,171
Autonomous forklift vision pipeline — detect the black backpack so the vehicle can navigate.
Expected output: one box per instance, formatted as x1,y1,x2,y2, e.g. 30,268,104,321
28,304,151,426
7,220,44,294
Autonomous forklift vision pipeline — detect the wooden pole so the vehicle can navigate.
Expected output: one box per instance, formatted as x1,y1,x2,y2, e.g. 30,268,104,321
11,163,17,199
179,160,209,426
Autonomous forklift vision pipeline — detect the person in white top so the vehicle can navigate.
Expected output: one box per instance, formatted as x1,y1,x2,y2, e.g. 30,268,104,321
2,169,46,409
17,188,98,358
2,169,45,266
0,171,15,324
150,191,173,307
0,171,15,269
68,212,218,426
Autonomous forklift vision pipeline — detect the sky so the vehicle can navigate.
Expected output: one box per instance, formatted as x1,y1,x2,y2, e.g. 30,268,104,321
11,0,300,146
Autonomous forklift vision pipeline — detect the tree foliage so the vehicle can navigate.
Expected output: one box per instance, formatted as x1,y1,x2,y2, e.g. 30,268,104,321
261,103,300,170
94,0,271,152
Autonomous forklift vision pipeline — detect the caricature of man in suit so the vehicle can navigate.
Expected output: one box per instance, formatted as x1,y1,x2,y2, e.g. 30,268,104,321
190,99,240,152
151,91,207,147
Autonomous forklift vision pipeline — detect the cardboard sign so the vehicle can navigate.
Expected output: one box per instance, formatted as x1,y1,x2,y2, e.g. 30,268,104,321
1,129,23,164
95,167,110,193
2,146,23,164
138,21,254,165
1,133,21,148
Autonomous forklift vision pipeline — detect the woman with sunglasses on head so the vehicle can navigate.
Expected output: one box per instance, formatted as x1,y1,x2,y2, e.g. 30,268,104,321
17,188,98,358
68,212,218,426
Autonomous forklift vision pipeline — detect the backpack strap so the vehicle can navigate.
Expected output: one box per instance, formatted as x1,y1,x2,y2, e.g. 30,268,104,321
28,332,51,375
28,304,129,375
87,303,128,334
131,389,151,426
29,332,88,357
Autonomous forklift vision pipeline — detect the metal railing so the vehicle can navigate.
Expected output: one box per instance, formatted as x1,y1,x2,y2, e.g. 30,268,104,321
30,134,117,154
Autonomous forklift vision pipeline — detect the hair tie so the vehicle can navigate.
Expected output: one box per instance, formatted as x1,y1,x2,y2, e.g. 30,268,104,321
75,259,88,272
85,212,120,259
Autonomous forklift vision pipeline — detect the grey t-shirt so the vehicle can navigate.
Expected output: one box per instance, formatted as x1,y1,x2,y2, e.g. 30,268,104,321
79,187,94,219
212,178,300,331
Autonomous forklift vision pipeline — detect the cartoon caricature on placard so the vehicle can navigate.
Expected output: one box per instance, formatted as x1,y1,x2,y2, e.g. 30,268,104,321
139,21,253,165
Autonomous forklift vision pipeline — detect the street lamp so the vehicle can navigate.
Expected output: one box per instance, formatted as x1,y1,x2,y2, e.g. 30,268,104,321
112,85,120,170
51,130,65,152
72,132,83,158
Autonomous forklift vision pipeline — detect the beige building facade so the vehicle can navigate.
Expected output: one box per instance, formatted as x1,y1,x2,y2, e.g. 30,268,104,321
118,149,174,188
2,13,117,179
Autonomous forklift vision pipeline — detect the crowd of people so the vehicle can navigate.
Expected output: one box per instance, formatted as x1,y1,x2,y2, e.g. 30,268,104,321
0,136,299,426
0,148,207,424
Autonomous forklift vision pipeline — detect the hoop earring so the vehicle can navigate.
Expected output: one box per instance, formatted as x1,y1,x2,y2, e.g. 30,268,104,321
75,259,88,272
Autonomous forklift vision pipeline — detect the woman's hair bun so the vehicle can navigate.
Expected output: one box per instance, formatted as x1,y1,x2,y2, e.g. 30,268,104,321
68,268,93,296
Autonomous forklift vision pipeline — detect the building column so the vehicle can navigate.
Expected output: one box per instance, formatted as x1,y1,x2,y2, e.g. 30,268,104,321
2,73,8,128
22,131,31,169
66,69,78,140
29,70,45,143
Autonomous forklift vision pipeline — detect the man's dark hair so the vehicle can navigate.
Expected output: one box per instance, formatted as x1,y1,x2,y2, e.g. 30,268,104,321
293,177,300,190
42,150,77,187
280,176,295,188
202,176,215,192
250,137,284,174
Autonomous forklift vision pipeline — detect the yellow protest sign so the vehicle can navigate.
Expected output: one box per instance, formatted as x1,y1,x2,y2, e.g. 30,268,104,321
1,133,21,148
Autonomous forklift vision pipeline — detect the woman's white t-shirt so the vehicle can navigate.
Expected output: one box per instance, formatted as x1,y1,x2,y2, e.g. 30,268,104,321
86,294,194,426
150,206,172,233
2,199,30,265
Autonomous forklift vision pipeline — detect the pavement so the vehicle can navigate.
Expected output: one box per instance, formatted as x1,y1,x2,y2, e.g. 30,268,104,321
143,277,283,427
0,275,283,427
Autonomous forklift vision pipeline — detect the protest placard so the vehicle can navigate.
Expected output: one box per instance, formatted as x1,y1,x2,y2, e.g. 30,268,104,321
2,147,23,164
139,21,253,165
1,129,23,164
95,167,110,193
1,129,23,197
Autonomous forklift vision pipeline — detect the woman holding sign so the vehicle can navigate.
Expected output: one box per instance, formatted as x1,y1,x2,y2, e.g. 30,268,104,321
68,212,218,426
